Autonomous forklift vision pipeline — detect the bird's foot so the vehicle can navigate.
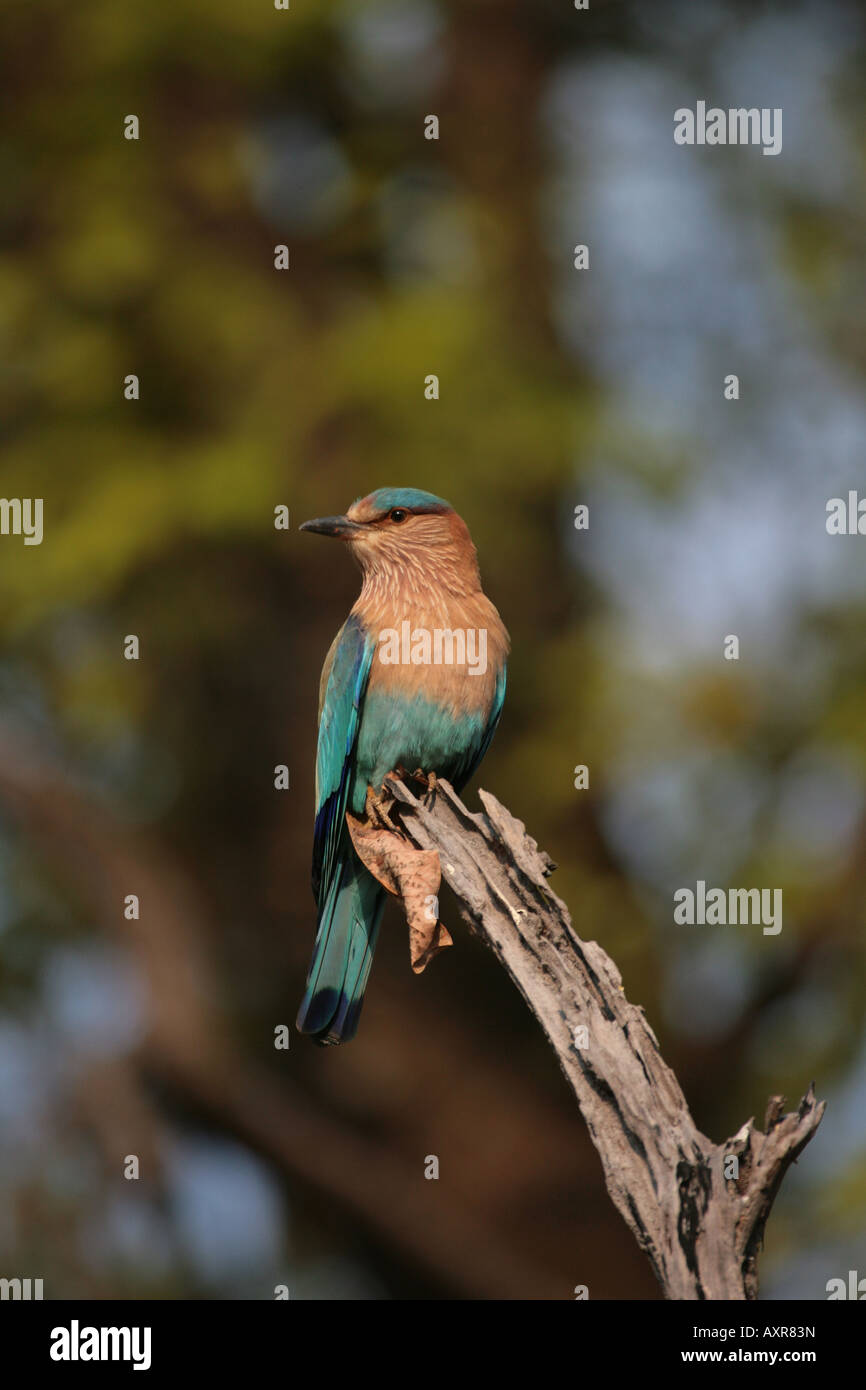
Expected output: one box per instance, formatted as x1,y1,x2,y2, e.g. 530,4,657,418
395,765,438,801
415,768,438,804
365,783,398,831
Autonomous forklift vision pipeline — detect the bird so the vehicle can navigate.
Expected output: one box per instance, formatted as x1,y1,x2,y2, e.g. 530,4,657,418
296,487,509,1046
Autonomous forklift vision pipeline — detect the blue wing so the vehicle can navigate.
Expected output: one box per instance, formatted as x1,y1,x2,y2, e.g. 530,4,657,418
455,662,507,791
299,615,382,1044
476,663,507,769
311,614,375,904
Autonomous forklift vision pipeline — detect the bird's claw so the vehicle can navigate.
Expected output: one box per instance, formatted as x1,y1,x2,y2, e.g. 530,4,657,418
415,769,438,796
365,784,398,831
394,765,438,801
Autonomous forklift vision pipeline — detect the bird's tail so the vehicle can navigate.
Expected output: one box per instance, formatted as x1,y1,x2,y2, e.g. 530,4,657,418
296,843,385,1046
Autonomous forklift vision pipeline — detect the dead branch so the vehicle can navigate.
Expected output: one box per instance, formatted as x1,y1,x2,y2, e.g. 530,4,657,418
386,776,825,1301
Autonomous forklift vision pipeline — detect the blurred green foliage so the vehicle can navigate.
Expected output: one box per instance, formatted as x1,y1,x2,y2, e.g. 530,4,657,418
0,0,864,1300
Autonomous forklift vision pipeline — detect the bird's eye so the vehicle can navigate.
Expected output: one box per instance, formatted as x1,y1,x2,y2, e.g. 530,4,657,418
389,508,409,523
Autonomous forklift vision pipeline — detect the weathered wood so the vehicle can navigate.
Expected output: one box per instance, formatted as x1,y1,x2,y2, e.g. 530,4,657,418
386,776,825,1301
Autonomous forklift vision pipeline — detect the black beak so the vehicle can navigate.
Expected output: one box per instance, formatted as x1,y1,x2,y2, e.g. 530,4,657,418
299,515,363,539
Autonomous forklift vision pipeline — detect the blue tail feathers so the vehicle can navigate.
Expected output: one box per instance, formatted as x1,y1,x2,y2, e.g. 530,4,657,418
296,841,385,1046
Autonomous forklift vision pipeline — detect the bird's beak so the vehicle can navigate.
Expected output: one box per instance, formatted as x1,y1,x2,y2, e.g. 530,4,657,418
299,514,364,539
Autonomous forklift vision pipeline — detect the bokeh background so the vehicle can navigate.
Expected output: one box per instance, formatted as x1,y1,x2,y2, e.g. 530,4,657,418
1,0,865,1300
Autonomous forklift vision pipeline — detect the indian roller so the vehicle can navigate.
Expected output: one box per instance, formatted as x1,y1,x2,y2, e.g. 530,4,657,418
296,487,509,1045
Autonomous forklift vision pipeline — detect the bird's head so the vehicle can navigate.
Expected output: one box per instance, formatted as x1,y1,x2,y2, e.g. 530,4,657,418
300,488,480,593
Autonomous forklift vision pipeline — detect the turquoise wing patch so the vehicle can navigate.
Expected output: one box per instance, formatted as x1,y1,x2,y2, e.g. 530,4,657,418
312,615,374,904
